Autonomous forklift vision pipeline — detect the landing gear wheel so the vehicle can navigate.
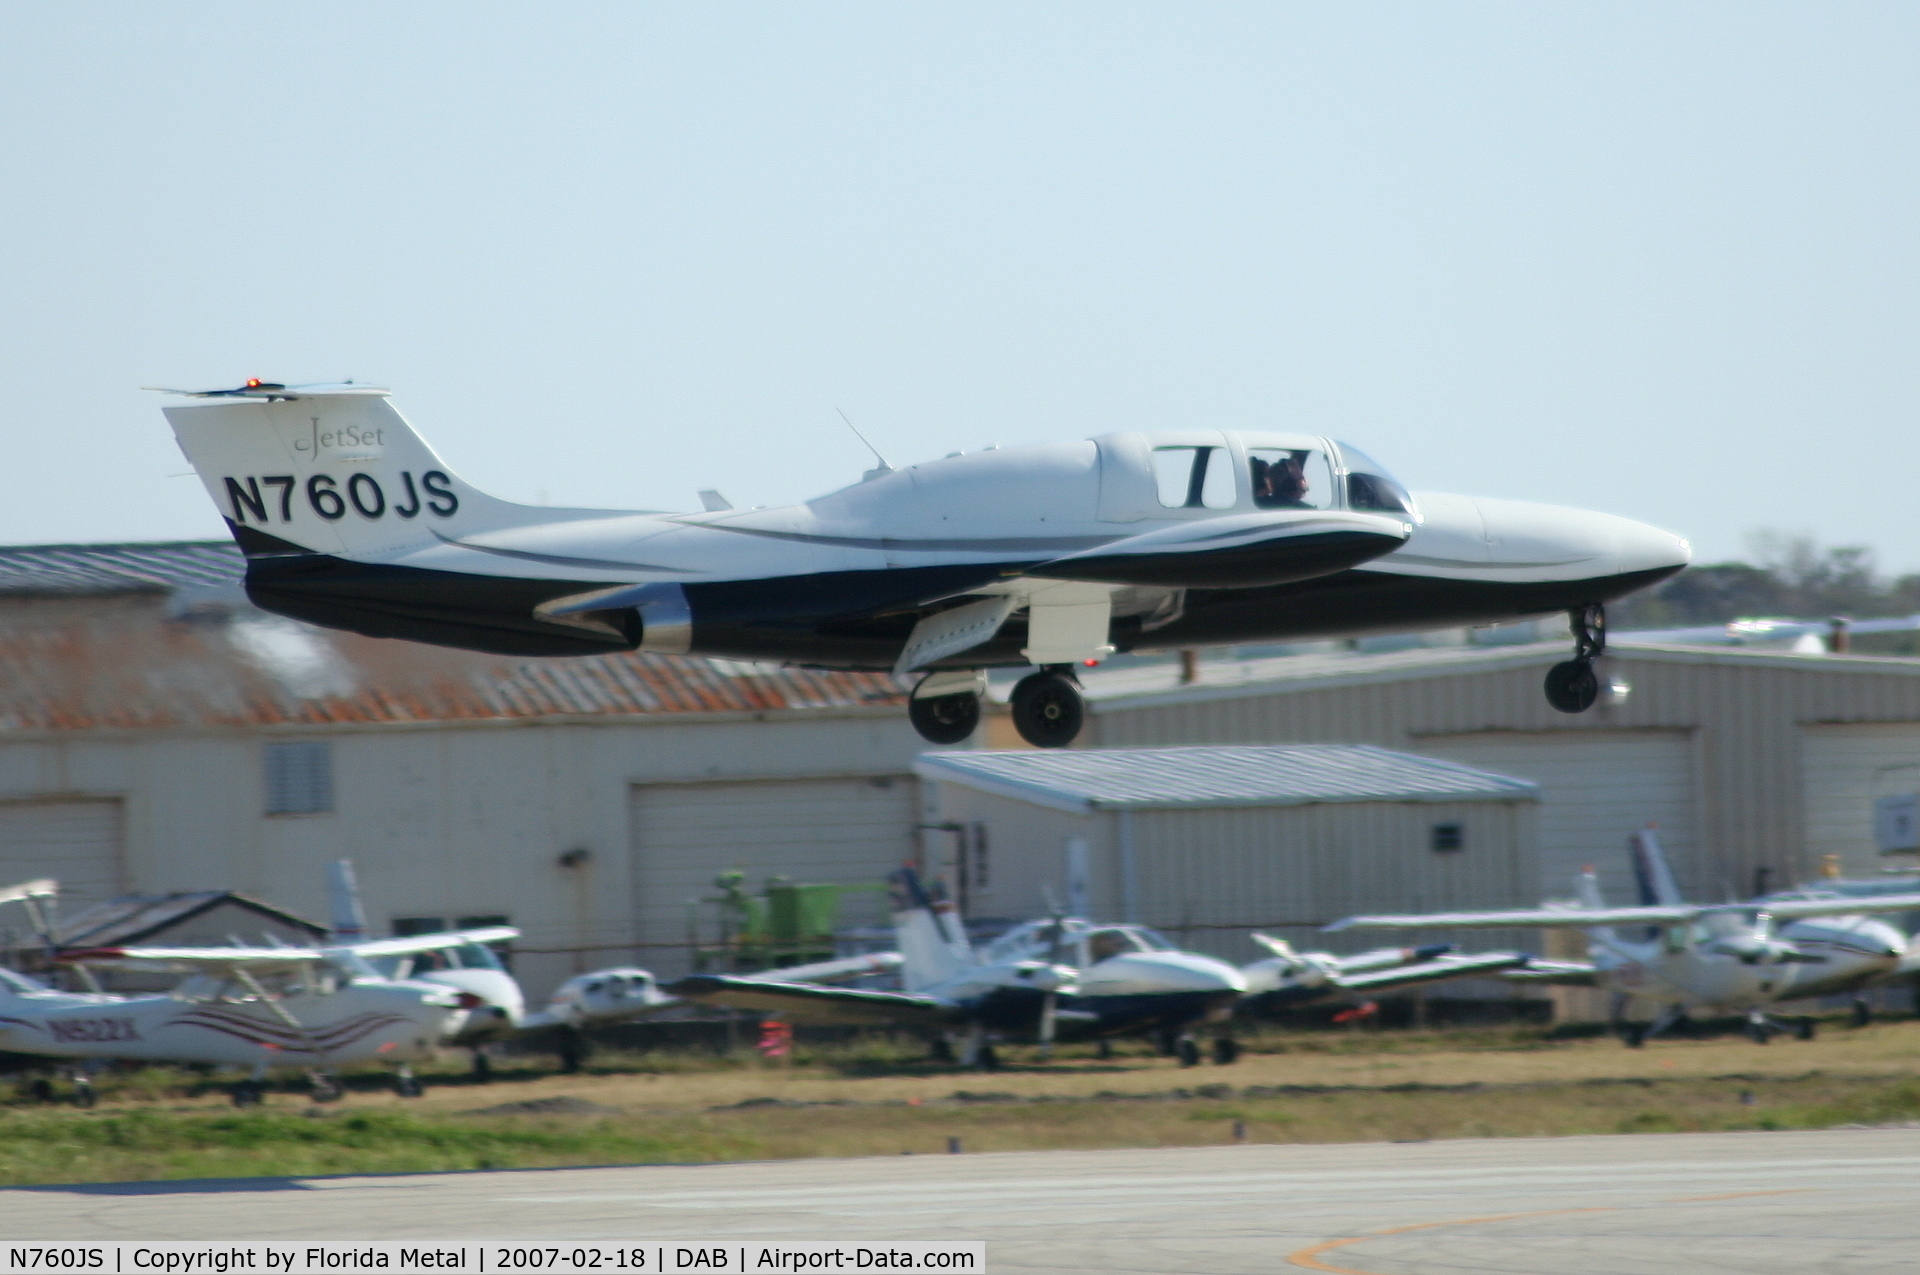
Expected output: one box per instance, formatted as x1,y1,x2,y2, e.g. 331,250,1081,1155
1177,1038,1202,1068
929,1036,957,1064
909,692,981,745
1011,670,1084,749
28,1078,53,1104
395,1074,424,1099
1796,1017,1817,1041
72,1079,95,1109
471,1051,493,1083
1544,660,1599,714
976,1045,1000,1072
1621,1024,1647,1049
1212,1038,1241,1066
1745,1020,1774,1045
309,1075,345,1103
231,1081,265,1107
1852,999,1872,1028
1095,1040,1113,1061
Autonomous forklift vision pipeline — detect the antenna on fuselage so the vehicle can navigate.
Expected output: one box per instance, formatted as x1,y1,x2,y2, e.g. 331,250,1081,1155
836,407,894,481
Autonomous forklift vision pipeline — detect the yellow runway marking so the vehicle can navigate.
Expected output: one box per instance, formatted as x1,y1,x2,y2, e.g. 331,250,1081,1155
1286,1190,1817,1274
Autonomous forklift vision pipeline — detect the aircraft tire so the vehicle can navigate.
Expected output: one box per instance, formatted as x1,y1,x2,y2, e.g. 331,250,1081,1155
1796,1017,1817,1041
28,1078,53,1104
909,692,980,745
1853,999,1872,1028
1011,673,1084,748
471,1051,493,1083
1544,660,1599,714
310,1076,345,1103
1095,1040,1113,1060
231,1081,264,1107
72,1080,95,1109
1177,1038,1202,1068
395,1075,424,1099
1745,1021,1772,1045
1212,1038,1241,1066
976,1045,1000,1071
1621,1024,1646,1048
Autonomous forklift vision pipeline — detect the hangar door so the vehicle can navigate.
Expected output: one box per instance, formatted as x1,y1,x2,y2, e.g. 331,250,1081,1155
628,777,916,976
1801,722,1920,875
1413,731,1695,905
0,799,125,919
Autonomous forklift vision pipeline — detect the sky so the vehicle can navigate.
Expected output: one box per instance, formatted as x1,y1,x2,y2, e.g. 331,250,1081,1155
2,4,1917,570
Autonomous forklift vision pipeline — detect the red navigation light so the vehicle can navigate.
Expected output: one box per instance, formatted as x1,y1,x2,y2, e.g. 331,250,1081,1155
245,378,263,388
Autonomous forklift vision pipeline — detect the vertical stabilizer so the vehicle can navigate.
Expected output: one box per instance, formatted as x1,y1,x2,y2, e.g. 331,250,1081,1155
1628,828,1684,906
327,859,368,943
888,868,974,991
160,386,636,561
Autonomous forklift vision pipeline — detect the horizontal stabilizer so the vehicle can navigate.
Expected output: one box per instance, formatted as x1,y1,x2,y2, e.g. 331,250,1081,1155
1335,951,1529,992
667,975,947,1026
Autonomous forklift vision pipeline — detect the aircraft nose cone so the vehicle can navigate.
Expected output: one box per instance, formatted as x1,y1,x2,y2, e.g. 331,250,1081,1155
1611,515,1692,579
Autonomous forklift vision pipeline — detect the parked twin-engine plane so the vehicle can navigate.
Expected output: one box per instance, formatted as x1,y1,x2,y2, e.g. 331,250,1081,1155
158,382,1691,746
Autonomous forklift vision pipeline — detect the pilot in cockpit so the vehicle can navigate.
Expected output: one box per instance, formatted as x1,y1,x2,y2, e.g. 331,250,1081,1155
1251,453,1310,508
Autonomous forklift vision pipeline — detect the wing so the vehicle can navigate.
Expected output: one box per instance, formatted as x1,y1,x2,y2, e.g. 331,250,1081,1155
341,926,520,958
667,975,949,1027
1326,905,1698,931
0,878,56,905
1753,894,1920,921
1500,959,1603,986
1334,951,1529,992
735,951,903,984
58,945,325,973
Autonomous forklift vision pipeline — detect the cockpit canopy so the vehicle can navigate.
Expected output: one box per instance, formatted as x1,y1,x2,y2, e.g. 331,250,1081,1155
368,941,505,982
1097,432,1417,523
981,918,1179,967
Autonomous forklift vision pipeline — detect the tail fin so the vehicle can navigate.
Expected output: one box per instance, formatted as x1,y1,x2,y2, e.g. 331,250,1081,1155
327,859,368,943
1628,827,1684,906
887,867,973,991
161,385,628,561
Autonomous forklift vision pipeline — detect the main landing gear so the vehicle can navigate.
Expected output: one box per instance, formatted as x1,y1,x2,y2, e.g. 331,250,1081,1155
1544,604,1606,714
1010,667,1085,749
906,666,1090,749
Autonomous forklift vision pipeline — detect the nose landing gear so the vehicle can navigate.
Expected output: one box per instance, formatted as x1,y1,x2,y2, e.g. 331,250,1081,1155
1545,604,1606,714
1010,667,1086,748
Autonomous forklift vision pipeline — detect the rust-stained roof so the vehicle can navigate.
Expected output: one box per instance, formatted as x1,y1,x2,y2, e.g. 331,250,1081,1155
0,541,905,731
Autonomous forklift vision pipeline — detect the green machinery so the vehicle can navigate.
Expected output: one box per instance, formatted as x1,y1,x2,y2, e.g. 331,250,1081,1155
691,871,881,973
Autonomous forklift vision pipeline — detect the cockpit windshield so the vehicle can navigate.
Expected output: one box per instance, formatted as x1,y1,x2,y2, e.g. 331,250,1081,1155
1335,442,1417,516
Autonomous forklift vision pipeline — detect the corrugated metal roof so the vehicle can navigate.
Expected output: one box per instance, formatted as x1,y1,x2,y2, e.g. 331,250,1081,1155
915,744,1539,813
0,541,244,596
0,541,904,731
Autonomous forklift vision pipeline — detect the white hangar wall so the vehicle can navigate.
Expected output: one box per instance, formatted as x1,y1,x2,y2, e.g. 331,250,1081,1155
924,784,1538,968
0,710,926,998
1080,644,1920,905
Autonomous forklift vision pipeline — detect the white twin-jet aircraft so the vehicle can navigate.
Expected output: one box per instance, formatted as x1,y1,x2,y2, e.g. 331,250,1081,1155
157,382,1691,747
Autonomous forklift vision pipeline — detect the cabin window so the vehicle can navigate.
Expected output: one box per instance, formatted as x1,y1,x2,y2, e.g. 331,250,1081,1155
264,741,333,815
1151,446,1236,509
1248,448,1334,510
1335,442,1417,515
1430,823,1464,852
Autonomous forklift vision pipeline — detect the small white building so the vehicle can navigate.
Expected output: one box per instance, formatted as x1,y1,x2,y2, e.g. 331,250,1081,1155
916,744,1540,965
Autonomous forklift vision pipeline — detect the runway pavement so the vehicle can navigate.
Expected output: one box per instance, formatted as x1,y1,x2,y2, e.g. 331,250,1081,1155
5,1128,1920,1274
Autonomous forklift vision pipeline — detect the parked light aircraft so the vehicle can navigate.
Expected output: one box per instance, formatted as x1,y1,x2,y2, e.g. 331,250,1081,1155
1,942,466,1104
156,382,1691,747
1237,934,1530,1018
1328,832,1920,1046
672,870,1246,1067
